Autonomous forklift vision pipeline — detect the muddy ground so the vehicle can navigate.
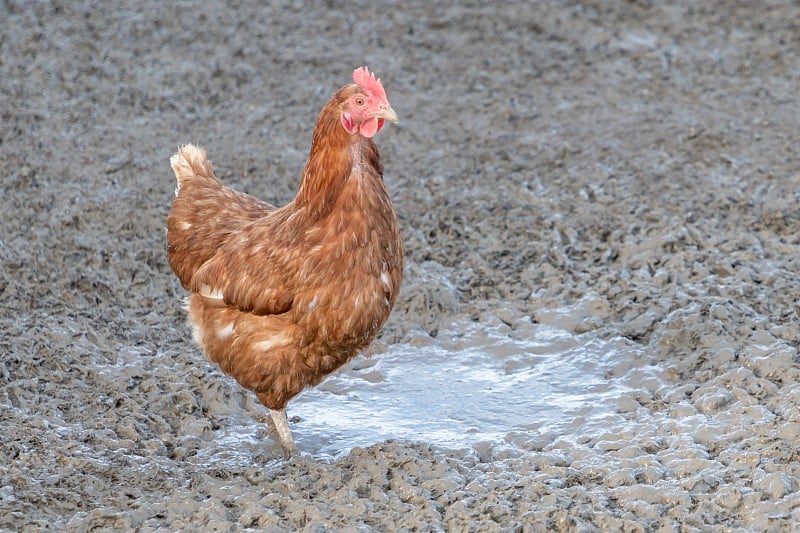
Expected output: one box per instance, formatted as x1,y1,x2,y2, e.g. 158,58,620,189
3,0,800,530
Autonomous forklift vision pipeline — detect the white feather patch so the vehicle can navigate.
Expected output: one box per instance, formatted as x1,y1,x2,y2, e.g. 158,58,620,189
190,320,205,346
380,270,392,292
216,323,234,339
253,333,290,352
199,284,224,300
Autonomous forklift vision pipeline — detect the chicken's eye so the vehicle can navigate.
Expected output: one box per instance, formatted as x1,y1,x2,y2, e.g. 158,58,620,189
354,96,366,107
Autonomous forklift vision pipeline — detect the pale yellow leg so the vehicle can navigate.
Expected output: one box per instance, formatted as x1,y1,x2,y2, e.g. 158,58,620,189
269,408,297,458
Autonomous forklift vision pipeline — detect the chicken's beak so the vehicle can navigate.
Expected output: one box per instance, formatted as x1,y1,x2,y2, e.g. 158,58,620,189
374,104,399,124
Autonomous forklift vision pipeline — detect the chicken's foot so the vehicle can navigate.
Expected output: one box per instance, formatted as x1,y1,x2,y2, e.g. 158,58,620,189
269,408,297,458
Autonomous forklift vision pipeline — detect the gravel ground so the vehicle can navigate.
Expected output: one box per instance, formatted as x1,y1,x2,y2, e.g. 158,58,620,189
2,0,800,530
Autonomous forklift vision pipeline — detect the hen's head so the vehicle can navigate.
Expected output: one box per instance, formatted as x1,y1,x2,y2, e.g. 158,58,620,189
340,67,398,138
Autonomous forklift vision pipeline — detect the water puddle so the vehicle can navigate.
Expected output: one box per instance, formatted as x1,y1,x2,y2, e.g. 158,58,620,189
288,316,651,458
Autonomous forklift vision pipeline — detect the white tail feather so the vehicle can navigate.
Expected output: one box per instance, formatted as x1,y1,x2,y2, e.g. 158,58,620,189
171,144,212,194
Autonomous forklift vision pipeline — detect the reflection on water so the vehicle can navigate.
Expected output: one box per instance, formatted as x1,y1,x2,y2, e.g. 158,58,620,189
288,317,650,458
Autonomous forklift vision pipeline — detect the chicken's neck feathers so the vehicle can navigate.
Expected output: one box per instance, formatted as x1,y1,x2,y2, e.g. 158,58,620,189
295,95,382,219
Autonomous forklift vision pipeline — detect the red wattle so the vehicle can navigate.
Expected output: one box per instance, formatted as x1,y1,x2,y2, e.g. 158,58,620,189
359,117,380,138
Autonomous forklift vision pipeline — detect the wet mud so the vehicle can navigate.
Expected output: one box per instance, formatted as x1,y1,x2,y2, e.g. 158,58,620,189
3,0,800,530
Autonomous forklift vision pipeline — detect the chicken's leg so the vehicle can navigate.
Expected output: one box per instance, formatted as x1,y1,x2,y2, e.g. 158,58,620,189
269,408,297,458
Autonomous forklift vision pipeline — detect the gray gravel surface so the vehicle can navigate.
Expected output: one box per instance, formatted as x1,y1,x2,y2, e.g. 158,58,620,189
2,0,800,530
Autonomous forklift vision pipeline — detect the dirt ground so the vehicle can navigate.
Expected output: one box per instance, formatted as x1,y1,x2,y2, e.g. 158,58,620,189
3,0,800,530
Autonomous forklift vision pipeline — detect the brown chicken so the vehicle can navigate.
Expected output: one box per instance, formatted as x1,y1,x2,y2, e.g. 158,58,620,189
166,67,403,456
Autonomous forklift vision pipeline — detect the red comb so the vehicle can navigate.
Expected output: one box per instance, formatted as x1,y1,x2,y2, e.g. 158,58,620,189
352,66,388,102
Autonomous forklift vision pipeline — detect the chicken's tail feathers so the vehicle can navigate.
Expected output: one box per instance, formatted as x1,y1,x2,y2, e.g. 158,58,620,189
171,144,216,194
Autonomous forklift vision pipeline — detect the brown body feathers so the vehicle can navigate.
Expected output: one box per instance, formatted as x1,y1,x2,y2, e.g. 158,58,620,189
166,71,402,452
